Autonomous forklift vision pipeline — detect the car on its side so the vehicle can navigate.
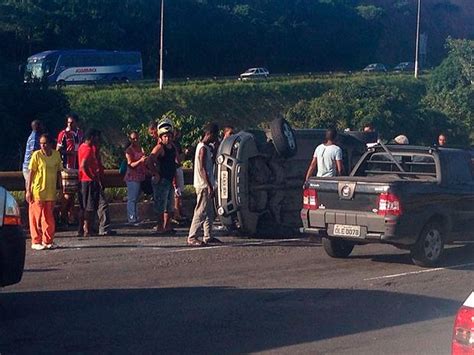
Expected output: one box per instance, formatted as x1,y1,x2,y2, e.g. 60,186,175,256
0,186,25,287
452,291,474,354
393,62,415,72
239,67,269,81
215,119,372,236
362,63,387,73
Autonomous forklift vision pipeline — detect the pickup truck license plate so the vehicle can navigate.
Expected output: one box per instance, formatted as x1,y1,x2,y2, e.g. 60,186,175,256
333,224,361,237
220,171,229,199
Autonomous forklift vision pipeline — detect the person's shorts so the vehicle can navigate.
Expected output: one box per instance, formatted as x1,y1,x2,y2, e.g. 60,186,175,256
78,181,100,212
152,178,174,214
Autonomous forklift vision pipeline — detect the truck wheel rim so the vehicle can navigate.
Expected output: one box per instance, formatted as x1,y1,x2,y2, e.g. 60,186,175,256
424,229,442,261
283,123,296,150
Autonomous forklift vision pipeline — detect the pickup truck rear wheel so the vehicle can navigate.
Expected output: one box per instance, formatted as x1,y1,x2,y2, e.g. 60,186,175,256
410,222,445,267
322,238,354,258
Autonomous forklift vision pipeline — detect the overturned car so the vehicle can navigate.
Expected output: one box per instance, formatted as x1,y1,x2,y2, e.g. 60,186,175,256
215,119,375,236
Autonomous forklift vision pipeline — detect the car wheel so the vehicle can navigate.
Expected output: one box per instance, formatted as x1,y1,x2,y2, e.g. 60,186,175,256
270,118,298,158
56,80,66,89
410,222,445,267
322,238,354,258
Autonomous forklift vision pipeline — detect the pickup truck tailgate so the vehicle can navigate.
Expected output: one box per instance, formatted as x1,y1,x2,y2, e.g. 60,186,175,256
309,178,390,212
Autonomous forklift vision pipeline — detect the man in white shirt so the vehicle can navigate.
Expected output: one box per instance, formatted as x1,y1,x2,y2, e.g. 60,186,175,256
305,128,343,181
187,123,220,246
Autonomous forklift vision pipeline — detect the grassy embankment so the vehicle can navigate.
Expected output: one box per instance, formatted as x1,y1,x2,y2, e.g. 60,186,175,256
65,73,425,166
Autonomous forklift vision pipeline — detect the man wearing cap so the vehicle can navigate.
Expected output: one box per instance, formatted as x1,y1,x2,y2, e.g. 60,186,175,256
148,119,178,234
56,113,83,225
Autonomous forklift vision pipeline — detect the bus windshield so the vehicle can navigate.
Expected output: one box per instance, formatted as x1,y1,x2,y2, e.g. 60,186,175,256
24,61,44,81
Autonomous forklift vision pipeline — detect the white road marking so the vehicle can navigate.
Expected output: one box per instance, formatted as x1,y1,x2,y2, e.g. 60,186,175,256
166,238,302,253
364,262,474,281
52,238,302,253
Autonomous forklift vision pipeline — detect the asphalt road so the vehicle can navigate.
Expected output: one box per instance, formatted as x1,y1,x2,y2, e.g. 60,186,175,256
1,223,473,354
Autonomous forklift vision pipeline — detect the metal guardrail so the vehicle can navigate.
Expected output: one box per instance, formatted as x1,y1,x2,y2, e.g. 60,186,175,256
0,169,194,191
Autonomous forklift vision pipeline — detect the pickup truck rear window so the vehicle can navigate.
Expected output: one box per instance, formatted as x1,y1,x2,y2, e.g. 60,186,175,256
355,152,437,179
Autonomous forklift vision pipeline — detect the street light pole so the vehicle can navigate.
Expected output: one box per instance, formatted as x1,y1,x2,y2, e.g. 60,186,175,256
159,0,164,90
414,0,421,79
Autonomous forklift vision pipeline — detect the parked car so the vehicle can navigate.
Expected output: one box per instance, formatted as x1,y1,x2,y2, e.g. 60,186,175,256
300,144,474,266
393,62,415,72
239,67,269,80
362,63,387,73
452,291,474,354
215,119,374,236
0,186,25,287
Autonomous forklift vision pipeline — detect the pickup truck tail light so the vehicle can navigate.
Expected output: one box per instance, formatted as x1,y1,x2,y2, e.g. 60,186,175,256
303,188,318,210
4,192,21,226
377,192,402,217
452,293,474,355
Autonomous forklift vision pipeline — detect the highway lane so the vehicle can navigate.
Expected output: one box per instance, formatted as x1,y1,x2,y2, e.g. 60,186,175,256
1,226,473,354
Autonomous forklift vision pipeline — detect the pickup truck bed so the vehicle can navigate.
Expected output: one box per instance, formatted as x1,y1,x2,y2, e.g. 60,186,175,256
301,145,474,267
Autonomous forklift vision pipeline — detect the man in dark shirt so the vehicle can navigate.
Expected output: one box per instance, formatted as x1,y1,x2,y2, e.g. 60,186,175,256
22,120,43,187
148,121,177,234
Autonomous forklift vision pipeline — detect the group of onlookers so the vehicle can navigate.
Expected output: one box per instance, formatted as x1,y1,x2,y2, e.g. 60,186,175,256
22,114,115,250
22,114,449,249
22,112,235,250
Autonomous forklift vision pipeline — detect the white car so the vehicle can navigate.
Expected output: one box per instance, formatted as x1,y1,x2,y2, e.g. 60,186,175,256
239,67,269,80
452,291,474,354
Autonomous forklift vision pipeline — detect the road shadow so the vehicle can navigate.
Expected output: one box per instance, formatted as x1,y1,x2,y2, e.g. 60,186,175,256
0,287,458,354
23,268,59,273
349,244,474,269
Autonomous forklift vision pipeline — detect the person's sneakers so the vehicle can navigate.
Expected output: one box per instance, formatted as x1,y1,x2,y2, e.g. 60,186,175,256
43,243,57,250
99,230,117,236
203,237,223,245
31,243,45,250
187,238,203,247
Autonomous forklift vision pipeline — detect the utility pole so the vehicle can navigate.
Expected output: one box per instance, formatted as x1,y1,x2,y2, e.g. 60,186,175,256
159,0,164,90
414,0,421,79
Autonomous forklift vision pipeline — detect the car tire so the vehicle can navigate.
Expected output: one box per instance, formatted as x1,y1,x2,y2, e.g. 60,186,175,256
410,222,445,267
56,80,66,89
270,118,298,158
322,238,354,258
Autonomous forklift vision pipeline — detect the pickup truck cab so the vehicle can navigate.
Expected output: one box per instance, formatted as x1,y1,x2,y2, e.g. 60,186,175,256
300,145,474,267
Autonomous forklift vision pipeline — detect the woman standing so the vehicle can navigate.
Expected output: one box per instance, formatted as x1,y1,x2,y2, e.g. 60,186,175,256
124,131,147,225
26,134,62,250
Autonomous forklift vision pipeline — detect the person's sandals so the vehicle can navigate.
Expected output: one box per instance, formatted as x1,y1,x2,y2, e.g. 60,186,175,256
187,239,203,247
203,237,223,245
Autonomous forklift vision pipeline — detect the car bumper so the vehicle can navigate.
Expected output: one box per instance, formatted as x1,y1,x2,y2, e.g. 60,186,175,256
0,225,26,287
300,209,414,245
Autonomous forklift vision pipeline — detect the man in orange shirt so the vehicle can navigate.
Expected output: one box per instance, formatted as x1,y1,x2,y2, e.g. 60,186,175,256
77,129,101,237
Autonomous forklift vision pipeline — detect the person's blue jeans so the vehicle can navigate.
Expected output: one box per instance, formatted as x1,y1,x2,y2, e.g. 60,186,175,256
126,181,141,223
